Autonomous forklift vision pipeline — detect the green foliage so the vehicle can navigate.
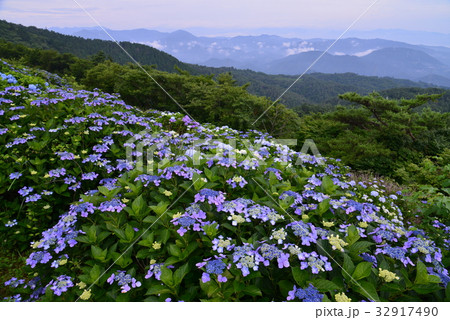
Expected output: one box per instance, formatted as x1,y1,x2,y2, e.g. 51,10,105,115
298,92,450,177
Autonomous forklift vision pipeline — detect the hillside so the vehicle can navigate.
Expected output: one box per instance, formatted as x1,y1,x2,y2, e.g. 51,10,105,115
0,19,440,110
0,20,184,72
1,59,449,302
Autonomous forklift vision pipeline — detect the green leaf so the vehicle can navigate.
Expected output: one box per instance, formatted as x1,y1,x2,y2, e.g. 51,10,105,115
311,278,341,292
180,242,199,259
131,195,148,218
316,198,330,215
412,283,442,295
278,280,294,297
348,241,373,254
242,285,262,297
291,267,309,286
160,266,174,287
352,262,373,280
322,176,338,194
124,224,135,242
90,265,102,283
159,229,171,244
168,244,182,257
150,201,170,216
346,225,360,246
111,251,133,268
91,245,108,262
193,173,207,191
200,280,220,298
173,263,190,286
353,280,380,302
137,232,154,247
146,286,173,296
86,225,97,243
415,260,430,285
342,254,355,281
202,222,218,238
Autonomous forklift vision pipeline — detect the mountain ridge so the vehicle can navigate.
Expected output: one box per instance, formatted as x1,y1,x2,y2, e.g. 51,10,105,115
0,19,444,110
51,25,450,87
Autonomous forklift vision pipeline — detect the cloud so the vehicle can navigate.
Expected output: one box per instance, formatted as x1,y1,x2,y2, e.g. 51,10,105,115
286,47,315,56
143,40,165,50
352,48,377,57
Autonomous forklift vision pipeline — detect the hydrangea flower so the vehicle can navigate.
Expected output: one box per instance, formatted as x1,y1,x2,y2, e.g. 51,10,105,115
4,277,25,288
288,221,318,246
233,244,260,276
264,167,282,180
298,251,332,274
81,172,99,180
5,219,17,227
378,268,399,282
18,186,33,197
375,245,414,267
196,256,229,283
287,284,323,302
270,228,287,244
9,172,22,180
194,188,225,206
107,271,141,293
98,198,126,213
404,237,442,263
56,151,76,160
26,251,52,268
328,234,348,252
47,275,74,296
48,168,66,178
212,236,234,253
135,174,162,187
25,193,41,203
257,243,290,269
226,176,248,188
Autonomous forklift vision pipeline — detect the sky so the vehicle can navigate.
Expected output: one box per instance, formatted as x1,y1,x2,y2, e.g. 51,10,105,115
1,0,450,37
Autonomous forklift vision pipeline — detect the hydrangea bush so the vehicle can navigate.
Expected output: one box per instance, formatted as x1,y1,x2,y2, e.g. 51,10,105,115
1,59,449,302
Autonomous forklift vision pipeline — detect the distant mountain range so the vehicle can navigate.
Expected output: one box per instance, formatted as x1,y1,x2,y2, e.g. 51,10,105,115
51,27,450,87
3,19,449,112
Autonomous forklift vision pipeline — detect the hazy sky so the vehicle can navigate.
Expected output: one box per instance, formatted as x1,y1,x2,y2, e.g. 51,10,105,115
1,0,450,35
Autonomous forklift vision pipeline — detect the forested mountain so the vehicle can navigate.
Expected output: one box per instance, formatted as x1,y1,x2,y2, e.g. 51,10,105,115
52,24,450,87
0,20,182,72
1,19,445,111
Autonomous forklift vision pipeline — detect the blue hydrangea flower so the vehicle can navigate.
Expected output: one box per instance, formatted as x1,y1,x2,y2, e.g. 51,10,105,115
98,198,126,213
5,219,17,227
47,275,74,296
298,251,332,274
287,284,323,302
9,172,22,180
196,256,229,283
107,271,141,293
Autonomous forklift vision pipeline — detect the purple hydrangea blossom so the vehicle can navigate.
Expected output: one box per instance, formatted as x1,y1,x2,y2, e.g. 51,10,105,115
287,284,323,302
98,199,126,213
196,256,229,283
26,251,52,268
48,168,66,178
18,186,33,197
107,271,141,293
194,188,225,206
47,275,74,296
9,172,22,180
298,251,332,274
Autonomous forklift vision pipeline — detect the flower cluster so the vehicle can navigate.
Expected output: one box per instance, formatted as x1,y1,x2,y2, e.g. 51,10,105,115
107,271,141,293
